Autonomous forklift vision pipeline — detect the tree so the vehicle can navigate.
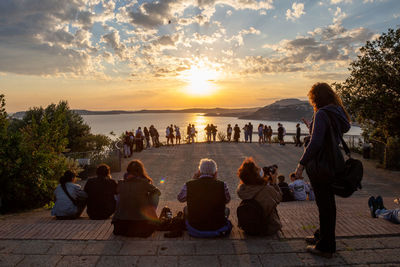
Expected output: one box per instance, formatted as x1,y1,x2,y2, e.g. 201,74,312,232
0,96,69,213
333,28,400,168
22,101,110,152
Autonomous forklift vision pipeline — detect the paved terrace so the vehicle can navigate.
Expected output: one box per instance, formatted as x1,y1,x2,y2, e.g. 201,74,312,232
1,143,400,266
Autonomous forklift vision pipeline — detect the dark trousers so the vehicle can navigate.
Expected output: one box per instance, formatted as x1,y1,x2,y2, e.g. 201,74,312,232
312,182,336,253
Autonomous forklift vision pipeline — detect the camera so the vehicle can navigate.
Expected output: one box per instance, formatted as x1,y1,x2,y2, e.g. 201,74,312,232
263,164,278,176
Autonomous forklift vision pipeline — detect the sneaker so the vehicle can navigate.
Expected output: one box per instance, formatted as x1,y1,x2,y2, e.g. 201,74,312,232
375,195,386,210
306,245,333,258
368,196,377,218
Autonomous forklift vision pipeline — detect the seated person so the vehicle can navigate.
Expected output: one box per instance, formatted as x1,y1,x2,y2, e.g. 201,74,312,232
237,158,282,235
368,196,400,224
289,172,310,201
278,175,294,202
177,158,232,237
84,164,117,220
112,160,161,237
51,170,88,219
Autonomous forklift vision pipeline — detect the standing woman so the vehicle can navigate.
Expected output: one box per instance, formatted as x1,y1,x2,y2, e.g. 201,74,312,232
294,82,350,258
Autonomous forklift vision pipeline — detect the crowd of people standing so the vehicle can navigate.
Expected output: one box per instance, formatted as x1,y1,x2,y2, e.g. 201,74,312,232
122,121,301,156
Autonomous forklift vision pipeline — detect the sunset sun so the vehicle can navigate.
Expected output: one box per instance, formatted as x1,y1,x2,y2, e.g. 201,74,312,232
182,63,220,96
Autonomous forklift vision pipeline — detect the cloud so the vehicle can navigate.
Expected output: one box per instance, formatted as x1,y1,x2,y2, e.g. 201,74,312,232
330,0,352,4
101,31,127,59
0,0,98,76
128,0,185,29
252,22,375,75
286,2,305,21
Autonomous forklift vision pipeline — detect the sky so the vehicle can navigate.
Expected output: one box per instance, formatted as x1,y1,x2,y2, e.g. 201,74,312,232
0,0,399,112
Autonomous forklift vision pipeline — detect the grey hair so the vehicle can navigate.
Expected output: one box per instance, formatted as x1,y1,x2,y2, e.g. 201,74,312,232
198,158,218,175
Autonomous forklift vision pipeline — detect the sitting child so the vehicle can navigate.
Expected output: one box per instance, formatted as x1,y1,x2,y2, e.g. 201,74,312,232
278,175,294,202
368,196,400,224
289,172,310,201
177,158,232,237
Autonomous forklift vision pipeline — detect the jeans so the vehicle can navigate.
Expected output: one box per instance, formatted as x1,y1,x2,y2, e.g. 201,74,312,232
375,209,400,224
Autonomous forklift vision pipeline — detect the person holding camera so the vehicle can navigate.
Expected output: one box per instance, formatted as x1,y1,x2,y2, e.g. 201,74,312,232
237,158,282,236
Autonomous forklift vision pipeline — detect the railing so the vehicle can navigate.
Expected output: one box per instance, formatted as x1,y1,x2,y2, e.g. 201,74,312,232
64,149,121,179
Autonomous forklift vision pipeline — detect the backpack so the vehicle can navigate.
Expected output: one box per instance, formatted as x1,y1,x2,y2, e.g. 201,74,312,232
306,111,363,198
237,198,264,235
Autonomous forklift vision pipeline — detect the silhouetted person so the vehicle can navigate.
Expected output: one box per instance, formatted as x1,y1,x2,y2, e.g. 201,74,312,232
248,122,253,143
227,124,232,142
294,82,351,258
84,164,117,220
234,124,240,142
211,124,217,142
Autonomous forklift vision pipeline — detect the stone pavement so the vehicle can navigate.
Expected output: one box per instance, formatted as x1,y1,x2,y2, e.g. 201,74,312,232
1,143,400,266
1,236,400,266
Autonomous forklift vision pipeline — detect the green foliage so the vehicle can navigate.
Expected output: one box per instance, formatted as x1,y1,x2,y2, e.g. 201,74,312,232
384,136,400,169
333,28,400,142
22,101,110,152
333,28,400,169
0,96,69,213
0,97,111,213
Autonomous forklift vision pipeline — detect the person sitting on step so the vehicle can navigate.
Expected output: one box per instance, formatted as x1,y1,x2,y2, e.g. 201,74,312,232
112,160,161,237
368,195,400,224
84,164,117,220
177,158,232,237
51,170,87,220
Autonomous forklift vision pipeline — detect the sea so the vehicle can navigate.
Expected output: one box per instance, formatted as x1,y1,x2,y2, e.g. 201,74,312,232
82,113,362,143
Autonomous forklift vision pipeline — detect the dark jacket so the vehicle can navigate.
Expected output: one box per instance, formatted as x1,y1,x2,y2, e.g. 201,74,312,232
84,176,117,219
113,177,161,221
278,182,294,202
299,105,350,166
186,178,227,231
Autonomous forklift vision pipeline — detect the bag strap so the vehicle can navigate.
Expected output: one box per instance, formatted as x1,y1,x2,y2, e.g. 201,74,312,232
61,183,78,207
324,110,351,158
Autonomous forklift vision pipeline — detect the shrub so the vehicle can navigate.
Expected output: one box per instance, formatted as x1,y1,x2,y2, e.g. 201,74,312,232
384,136,400,170
217,132,226,142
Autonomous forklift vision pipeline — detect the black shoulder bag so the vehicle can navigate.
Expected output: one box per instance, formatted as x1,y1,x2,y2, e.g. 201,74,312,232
61,183,87,209
305,111,363,198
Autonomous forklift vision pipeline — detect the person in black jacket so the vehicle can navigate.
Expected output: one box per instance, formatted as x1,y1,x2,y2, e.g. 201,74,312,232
294,82,350,258
177,158,232,236
84,164,117,220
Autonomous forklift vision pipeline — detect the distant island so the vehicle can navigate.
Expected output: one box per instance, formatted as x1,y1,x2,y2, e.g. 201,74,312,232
11,98,314,122
11,107,260,118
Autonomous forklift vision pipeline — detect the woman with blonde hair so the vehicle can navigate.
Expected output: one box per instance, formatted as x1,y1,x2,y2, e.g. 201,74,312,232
294,82,350,258
112,160,161,237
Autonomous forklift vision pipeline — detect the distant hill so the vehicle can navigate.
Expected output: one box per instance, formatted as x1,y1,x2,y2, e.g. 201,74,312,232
11,107,261,118
239,98,313,121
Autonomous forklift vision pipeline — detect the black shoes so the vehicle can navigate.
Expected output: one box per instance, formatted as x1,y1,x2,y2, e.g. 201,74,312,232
368,196,378,218
306,245,333,258
375,195,386,210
